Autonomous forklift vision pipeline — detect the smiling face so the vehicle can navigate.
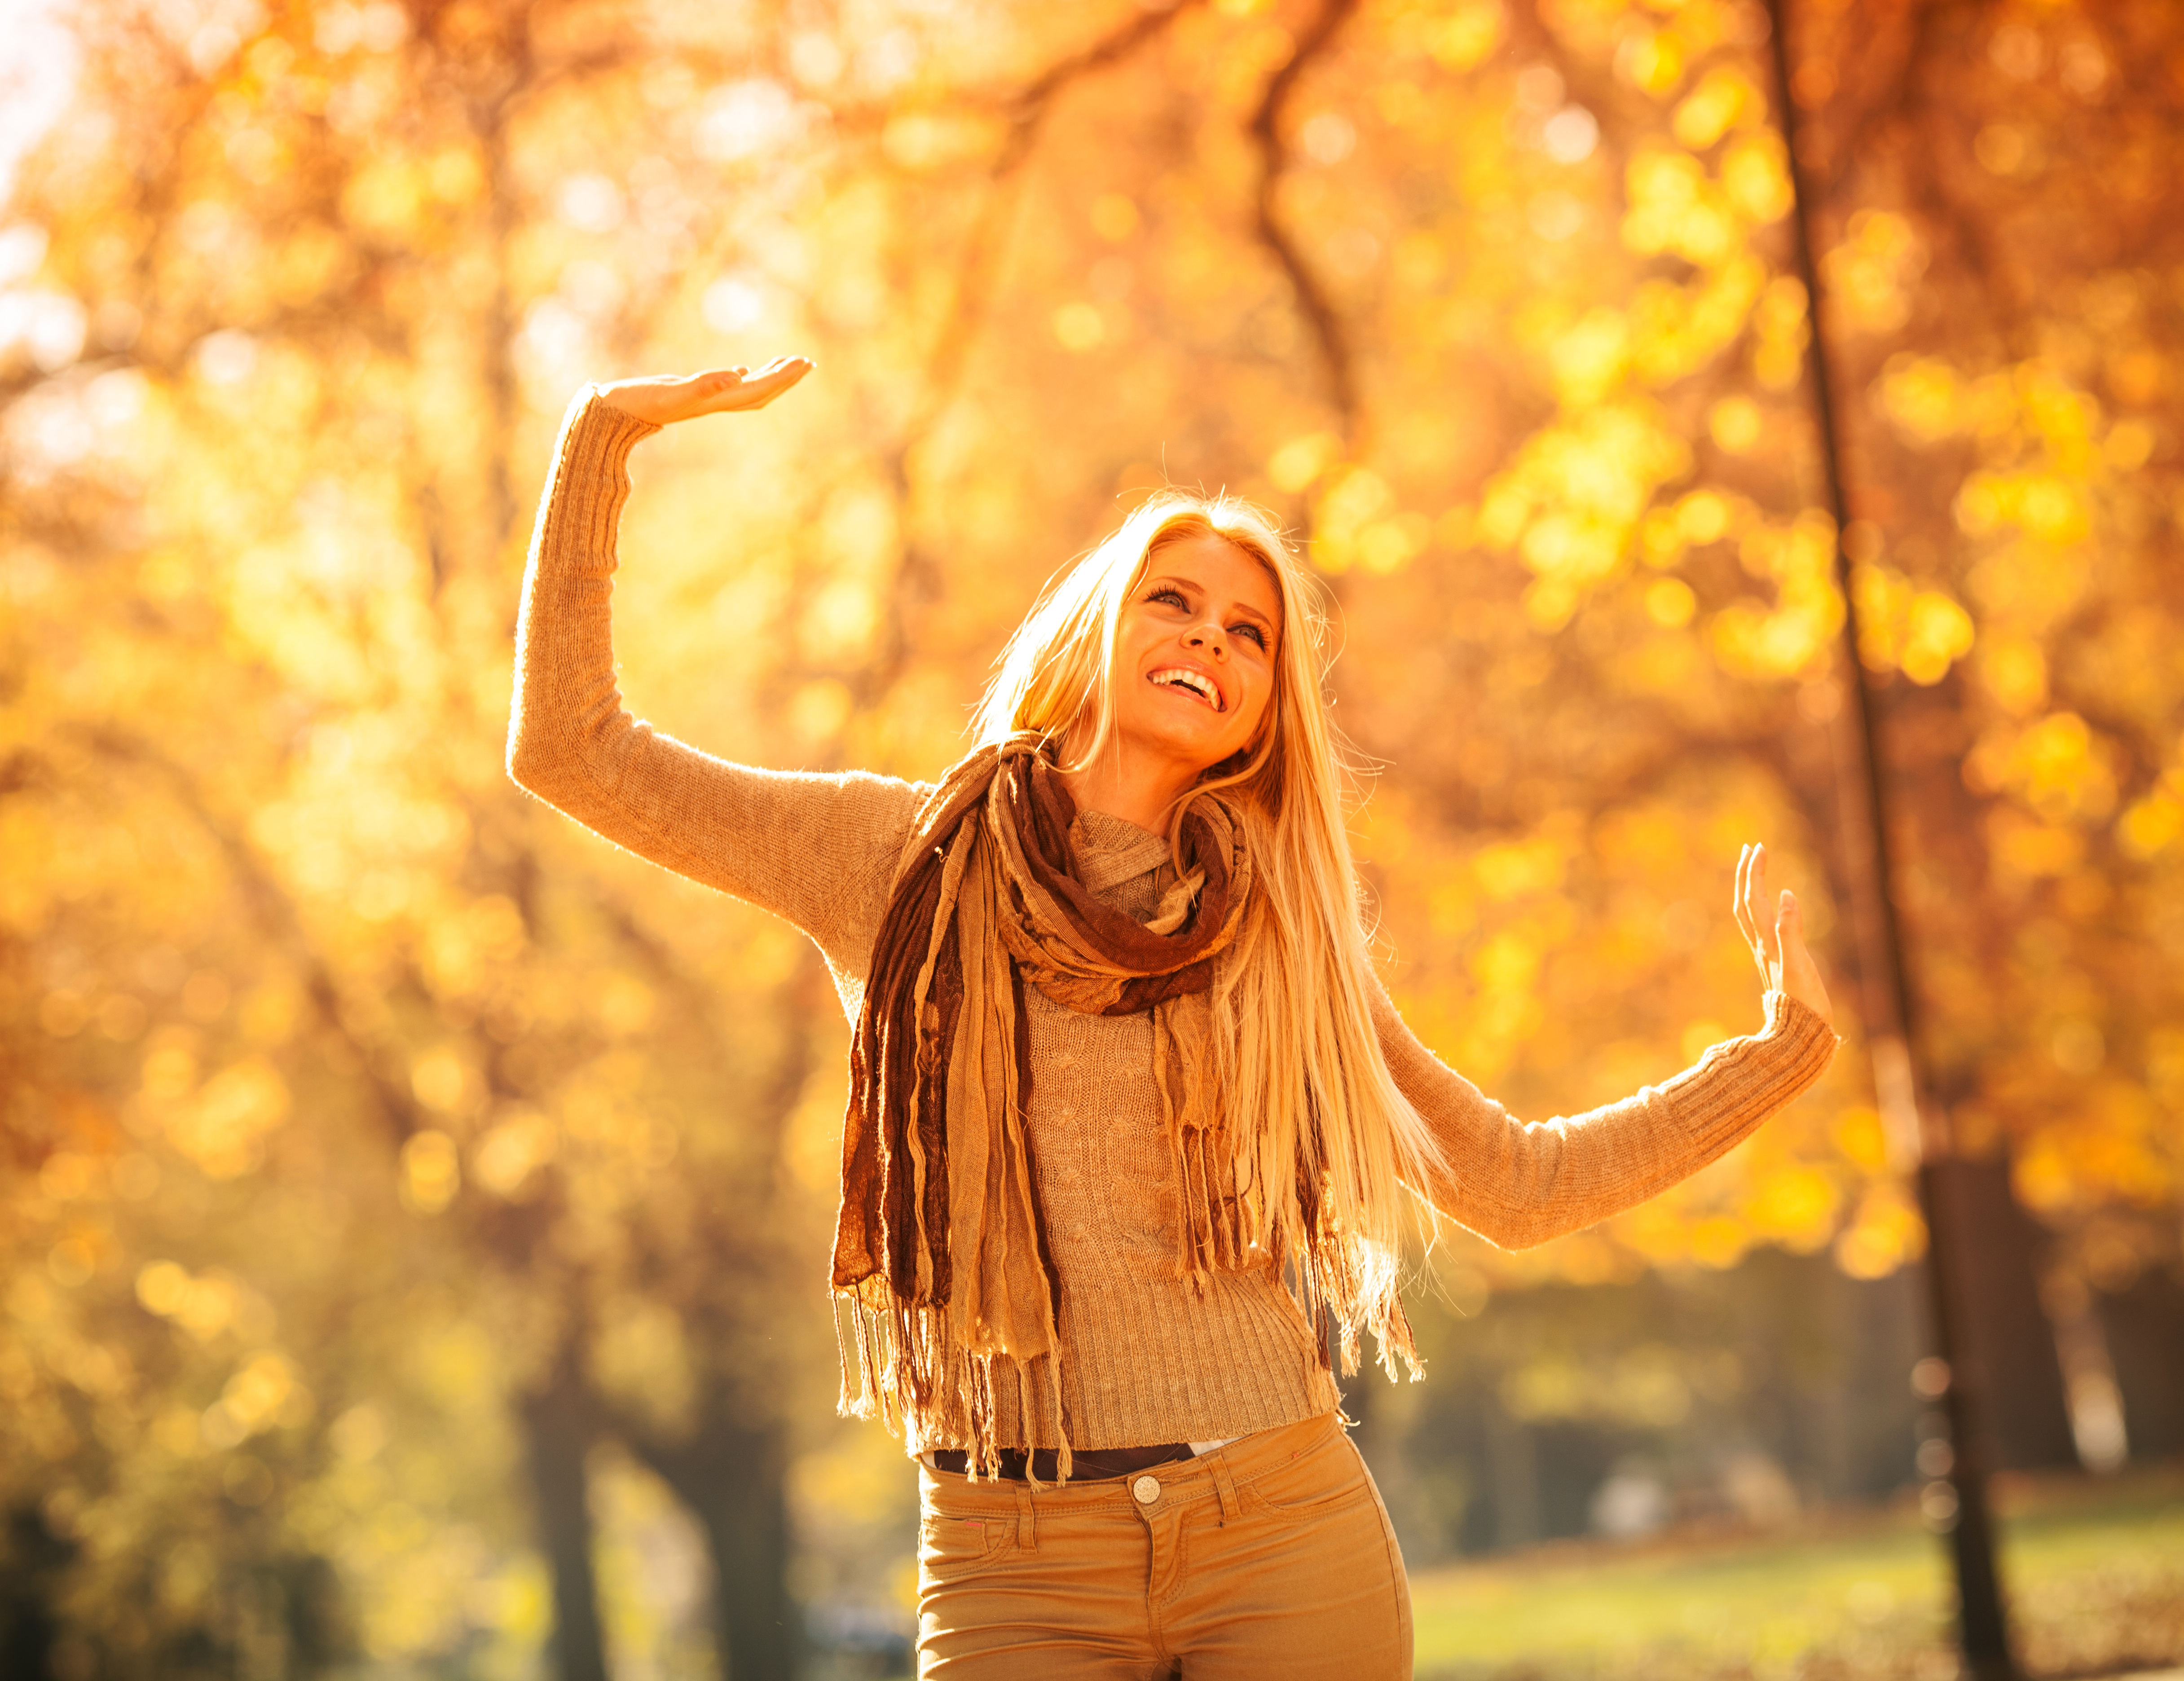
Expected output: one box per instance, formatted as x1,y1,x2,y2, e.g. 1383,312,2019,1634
1107,528,1283,783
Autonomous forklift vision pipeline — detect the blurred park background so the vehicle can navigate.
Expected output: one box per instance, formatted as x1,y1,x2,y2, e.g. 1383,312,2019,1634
2,0,2182,1676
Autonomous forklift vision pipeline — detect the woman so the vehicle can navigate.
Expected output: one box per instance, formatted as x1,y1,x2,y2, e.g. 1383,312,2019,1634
507,360,1837,1679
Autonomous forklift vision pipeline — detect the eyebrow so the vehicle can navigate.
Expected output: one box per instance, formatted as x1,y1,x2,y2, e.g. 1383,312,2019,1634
1142,574,1279,635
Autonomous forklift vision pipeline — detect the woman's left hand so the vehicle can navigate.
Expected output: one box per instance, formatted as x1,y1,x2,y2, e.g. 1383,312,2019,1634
1735,844,1834,1027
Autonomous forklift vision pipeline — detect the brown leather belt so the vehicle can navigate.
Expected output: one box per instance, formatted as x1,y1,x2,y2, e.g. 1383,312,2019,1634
928,1442,1195,1482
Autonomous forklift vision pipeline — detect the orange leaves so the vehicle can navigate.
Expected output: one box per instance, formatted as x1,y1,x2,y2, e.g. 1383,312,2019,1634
399,1129,460,1214
1849,565,1974,686
2116,771,2184,861
1964,712,2118,825
1312,464,1430,573
1708,511,1847,683
1477,403,1690,629
1819,211,1926,337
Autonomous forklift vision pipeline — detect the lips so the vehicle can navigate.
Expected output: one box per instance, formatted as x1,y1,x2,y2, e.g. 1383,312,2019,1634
1147,664,1226,712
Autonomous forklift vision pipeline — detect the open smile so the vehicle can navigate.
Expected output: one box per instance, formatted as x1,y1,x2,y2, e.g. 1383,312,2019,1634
1146,665,1227,713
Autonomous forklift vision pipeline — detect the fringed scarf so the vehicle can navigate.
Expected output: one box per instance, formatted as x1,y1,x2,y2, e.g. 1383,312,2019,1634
830,734,1257,1480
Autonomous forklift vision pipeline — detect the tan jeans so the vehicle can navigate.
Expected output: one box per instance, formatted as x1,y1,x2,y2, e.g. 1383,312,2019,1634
916,1413,1412,1678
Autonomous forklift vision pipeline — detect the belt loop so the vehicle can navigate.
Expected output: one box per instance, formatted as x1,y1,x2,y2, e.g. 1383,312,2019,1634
1207,1452,1241,1525
1014,1478,1037,1551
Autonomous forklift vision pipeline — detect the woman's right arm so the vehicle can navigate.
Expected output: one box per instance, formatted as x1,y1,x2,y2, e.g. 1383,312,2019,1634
506,365,919,986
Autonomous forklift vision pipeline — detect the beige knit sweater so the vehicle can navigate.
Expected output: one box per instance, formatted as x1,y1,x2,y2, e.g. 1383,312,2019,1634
507,390,1840,1454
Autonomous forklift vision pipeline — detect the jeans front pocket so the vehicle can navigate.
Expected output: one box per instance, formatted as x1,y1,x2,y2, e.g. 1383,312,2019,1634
917,1504,1014,1585
1235,1428,1375,1521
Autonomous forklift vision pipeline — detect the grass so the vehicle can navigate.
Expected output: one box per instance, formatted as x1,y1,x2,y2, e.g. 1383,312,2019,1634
1409,1465,2184,1681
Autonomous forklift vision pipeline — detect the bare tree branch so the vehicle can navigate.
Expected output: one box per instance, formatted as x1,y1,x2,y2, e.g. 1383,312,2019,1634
1248,0,1361,439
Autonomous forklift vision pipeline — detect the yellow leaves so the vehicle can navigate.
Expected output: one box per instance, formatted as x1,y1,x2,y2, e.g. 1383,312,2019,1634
1501,1345,1700,1426
1833,1184,1925,1280
879,112,1000,172
1052,301,1104,351
597,974,656,1037
1974,633,2048,717
2105,418,2153,470
1547,306,1629,406
1621,149,1738,268
421,895,526,999
1670,66,1761,150
425,145,483,204
472,1108,558,1200
1751,275,1808,390
805,576,878,654
2116,772,2184,860
166,1056,290,1179
136,1261,275,1342
1956,470,2089,545
271,223,352,308
201,1351,313,1448
1639,485,1740,567
1643,576,1695,627
1820,211,1925,336
696,80,806,164
1089,193,1140,242
1473,836,1567,902
1708,510,1845,682
410,1045,477,1117
1964,712,2117,823
1398,0,1505,71
399,1129,459,1215
1877,355,1965,444
789,677,853,743
1850,564,1974,685
1707,394,1762,453
2014,1083,2173,1217
341,159,427,241
1985,807,2084,884
1830,1107,1889,1175
1471,932,1539,999
1745,1165,1841,1254
1268,430,1341,493
1311,466,1428,574
1718,133,1793,224
1478,404,1691,628
1615,29,1686,97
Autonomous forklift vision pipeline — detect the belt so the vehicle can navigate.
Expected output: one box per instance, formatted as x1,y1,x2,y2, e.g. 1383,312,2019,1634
927,1441,1195,1482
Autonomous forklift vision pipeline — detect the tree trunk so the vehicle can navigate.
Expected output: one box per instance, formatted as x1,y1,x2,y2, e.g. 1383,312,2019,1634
518,1340,612,1681
2099,1263,2184,1462
1929,1156,2078,1471
648,1418,801,1681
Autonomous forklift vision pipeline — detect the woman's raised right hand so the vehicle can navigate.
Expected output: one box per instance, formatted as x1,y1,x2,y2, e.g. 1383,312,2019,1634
597,356,813,427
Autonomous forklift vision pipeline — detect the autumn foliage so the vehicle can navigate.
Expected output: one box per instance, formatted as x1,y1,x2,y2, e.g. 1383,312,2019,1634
2,0,2181,1674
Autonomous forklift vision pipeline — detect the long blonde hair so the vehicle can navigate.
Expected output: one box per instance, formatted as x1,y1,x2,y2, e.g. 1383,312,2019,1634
972,491,1444,1378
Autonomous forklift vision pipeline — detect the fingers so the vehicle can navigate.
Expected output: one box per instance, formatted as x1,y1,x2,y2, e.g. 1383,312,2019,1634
704,356,814,413
1733,842,1778,986
1733,843,1761,954
1774,887,1836,1025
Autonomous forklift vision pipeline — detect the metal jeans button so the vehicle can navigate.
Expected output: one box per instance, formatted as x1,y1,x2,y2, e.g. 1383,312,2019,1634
1132,1474,1161,1505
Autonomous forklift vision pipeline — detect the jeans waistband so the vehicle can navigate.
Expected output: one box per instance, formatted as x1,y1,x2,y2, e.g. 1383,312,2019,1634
926,1441,1195,1483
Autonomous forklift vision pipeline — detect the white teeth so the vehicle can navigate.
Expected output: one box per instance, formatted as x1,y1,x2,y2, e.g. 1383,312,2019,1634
1151,668,1220,709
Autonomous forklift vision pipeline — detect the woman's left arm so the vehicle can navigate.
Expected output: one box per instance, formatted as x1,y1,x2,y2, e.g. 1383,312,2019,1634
1377,844,1841,1250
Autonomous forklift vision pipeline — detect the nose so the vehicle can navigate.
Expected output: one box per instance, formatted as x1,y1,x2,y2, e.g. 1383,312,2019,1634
1185,620,1228,659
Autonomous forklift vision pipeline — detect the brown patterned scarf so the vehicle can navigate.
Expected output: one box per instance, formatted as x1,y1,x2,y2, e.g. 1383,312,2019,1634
830,733,1253,1479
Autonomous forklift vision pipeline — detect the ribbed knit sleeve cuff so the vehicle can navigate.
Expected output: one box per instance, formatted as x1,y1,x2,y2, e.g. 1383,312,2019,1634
547,387,660,575
1673,991,1840,1156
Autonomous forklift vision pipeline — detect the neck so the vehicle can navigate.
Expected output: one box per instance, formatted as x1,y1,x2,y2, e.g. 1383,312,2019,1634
1055,732,1198,836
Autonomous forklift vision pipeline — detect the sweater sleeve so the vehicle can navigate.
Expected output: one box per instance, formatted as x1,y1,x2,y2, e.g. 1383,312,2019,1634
1372,982,1839,1250
506,386,921,996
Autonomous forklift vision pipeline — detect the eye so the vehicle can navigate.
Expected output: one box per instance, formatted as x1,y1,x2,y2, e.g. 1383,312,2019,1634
1231,622,1268,651
1147,586,1189,610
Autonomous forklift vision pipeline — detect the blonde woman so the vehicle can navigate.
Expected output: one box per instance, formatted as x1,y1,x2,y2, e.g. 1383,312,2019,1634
508,360,1838,1679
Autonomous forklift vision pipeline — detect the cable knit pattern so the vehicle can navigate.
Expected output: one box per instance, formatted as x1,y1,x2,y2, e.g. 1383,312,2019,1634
507,387,1841,1452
